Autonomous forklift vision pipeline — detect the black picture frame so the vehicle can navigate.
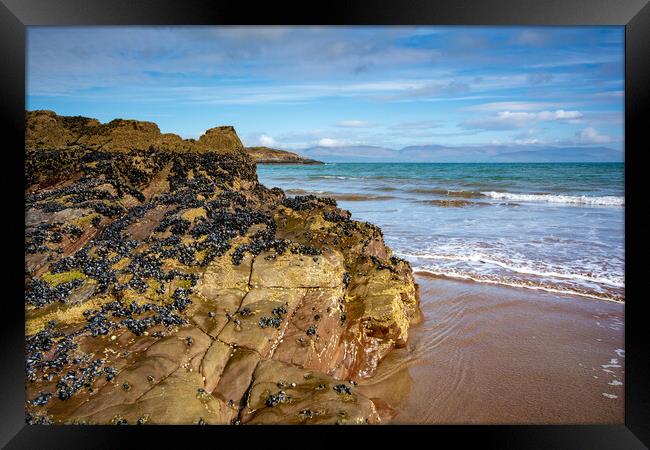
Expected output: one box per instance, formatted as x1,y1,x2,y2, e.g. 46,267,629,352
1,0,648,448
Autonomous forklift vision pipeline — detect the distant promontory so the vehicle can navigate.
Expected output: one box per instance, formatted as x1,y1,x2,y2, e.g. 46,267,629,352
246,146,323,165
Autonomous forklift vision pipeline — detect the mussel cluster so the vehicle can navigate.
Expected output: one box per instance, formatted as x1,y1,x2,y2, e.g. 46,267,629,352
282,194,337,211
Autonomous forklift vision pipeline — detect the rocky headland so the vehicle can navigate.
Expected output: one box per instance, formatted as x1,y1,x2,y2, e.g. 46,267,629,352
246,146,323,165
24,110,420,425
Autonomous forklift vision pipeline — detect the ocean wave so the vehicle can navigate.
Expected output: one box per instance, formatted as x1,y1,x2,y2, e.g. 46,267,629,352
313,175,361,180
285,188,395,201
415,199,488,208
413,266,624,303
407,188,483,198
480,191,624,206
397,252,624,287
376,186,400,192
285,188,325,195
331,194,395,201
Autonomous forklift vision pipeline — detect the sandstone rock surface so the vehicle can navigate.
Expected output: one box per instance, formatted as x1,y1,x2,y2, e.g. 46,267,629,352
24,111,420,425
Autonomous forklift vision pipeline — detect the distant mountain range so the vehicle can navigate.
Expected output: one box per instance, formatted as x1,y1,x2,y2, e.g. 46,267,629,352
288,144,624,163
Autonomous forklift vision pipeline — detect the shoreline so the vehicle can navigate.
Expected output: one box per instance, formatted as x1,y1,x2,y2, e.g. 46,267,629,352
357,275,624,424
255,160,323,165
413,270,625,304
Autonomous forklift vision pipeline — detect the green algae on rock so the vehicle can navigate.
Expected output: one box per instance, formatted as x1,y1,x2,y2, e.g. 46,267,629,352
24,111,420,425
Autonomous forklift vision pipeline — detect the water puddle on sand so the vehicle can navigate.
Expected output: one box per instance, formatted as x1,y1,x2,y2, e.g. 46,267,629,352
357,275,624,424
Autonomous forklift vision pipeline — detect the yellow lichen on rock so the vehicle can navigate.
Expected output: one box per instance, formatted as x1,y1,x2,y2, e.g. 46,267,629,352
41,270,86,286
181,207,207,222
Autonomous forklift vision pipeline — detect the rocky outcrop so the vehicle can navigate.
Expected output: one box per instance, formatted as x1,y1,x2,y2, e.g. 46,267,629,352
25,110,245,154
246,146,323,165
24,111,420,425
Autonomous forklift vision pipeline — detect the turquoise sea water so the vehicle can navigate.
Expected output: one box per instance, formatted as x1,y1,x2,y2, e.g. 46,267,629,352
257,163,625,301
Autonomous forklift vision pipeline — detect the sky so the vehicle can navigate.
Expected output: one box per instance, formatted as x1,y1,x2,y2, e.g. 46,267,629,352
27,26,624,157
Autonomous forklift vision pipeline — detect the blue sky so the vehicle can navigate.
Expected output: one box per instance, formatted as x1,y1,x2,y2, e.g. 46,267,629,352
27,26,624,154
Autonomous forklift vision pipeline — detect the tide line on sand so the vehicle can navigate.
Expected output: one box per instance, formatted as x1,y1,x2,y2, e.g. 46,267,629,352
413,268,624,303
399,252,624,288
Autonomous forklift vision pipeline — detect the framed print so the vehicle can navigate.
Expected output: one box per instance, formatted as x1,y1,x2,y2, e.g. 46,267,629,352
1,0,648,448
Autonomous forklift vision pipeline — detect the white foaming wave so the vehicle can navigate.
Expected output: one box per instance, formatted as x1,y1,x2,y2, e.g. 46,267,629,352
285,188,326,195
318,175,360,180
413,266,624,303
397,252,624,288
480,191,624,206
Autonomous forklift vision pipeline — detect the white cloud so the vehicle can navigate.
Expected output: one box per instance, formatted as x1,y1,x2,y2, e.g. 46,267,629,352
575,127,614,144
335,120,373,128
527,73,554,85
466,101,559,112
391,120,442,130
515,30,551,47
513,138,540,145
593,91,624,98
318,138,347,147
462,109,583,130
390,80,470,100
537,110,582,120
258,134,276,146
209,27,289,41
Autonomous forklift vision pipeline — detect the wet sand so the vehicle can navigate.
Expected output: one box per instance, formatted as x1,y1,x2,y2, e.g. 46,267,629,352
357,274,625,424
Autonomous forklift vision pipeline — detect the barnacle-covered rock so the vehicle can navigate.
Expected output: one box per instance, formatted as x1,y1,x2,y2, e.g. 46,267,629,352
24,111,420,425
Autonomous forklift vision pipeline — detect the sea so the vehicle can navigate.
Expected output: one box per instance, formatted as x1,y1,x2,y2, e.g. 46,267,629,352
257,163,625,302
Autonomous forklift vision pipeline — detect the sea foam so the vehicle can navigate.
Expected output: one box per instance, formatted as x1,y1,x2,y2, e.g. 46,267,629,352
399,252,624,287
480,191,624,206
412,266,624,303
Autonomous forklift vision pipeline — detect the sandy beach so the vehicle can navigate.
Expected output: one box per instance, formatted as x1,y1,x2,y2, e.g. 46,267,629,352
357,274,625,424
